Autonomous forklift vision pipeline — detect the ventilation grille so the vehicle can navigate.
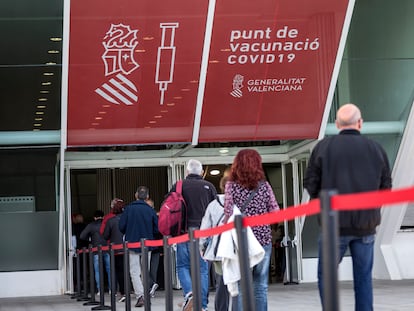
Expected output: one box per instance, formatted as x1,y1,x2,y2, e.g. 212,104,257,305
0,196,35,213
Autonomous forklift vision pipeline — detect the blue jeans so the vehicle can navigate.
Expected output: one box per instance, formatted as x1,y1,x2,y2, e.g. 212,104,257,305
236,243,272,311
176,242,209,309
93,253,111,292
318,234,375,311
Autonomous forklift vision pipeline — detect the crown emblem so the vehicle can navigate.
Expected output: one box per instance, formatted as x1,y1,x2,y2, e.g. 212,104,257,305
103,24,138,50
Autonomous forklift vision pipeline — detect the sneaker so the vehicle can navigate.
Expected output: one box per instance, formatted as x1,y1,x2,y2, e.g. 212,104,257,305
118,295,126,303
149,283,159,297
182,293,193,311
135,295,144,307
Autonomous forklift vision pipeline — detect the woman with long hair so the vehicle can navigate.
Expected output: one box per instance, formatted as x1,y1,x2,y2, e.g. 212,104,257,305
223,149,279,311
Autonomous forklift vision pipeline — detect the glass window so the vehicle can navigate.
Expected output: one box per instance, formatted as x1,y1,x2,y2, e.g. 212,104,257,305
0,148,59,271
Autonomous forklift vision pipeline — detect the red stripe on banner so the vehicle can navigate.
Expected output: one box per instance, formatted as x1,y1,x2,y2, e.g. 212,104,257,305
332,186,414,211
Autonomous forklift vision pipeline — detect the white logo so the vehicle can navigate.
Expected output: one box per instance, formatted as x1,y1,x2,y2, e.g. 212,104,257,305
95,24,139,105
155,23,179,105
230,74,244,98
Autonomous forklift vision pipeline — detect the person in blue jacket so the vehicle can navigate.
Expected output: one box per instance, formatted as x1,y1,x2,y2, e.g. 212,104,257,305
119,186,158,308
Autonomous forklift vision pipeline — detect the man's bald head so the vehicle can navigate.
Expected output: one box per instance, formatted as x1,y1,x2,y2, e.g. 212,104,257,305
335,103,363,131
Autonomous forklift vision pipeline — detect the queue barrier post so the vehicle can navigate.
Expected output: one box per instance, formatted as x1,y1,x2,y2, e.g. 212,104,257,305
109,244,116,311
141,238,151,310
234,215,256,311
124,242,131,311
163,236,173,311
84,245,100,306
189,227,202,311
320,189,339,311
77,247,90,302
283,236,298,286
92,245,111,310
71,249,82,298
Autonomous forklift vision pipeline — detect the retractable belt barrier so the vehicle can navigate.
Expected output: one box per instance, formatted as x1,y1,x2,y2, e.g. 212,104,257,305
74,185,414,311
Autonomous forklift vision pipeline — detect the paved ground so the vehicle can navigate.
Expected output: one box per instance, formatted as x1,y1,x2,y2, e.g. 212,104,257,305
0,279,413,310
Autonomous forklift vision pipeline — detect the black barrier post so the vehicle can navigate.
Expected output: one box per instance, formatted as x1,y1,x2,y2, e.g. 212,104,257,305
189,227,202,311
84,245,99,306
124,242,131,311
92,245,111,310
78,247,90,302
283,237,299,286
234,215,256,311
320,189,339,311
141,238,151,310
163,236,173,311
71,249,82,298
110,244,116,311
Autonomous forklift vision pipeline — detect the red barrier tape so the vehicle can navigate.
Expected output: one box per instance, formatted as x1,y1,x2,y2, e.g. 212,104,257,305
78,185,414,254
244,199,321,228
332,185,414,211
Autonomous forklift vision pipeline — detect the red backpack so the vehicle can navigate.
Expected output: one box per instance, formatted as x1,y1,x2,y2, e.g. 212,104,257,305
158,180,187,236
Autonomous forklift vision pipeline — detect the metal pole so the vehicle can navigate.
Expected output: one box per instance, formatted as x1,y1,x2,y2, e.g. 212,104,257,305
110,244,116,311
72,249,81,298
92,245,111,310
320,189,339,311
141,238,151,310
84,245,99,306
124,242,131,311
77,247,90,302
234,215,255,311
189,227,202,311
163,236,173,311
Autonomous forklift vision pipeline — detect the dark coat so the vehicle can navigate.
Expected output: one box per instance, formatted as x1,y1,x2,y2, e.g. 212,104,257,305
170,174,217,230
80,219,107,247
103,214,123,245
304,129,392,236
119,200,158,252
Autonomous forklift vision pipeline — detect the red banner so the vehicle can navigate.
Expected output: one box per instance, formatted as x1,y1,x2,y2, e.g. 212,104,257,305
199,0,350,142
67,0,209,146
67,0,350,146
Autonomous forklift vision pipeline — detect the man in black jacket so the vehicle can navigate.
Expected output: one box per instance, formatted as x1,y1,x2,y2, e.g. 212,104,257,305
172,159,217,311
80,210,110,294
304,103,392,311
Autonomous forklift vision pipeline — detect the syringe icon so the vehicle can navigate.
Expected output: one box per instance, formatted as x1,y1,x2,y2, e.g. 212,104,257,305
155,22,179,105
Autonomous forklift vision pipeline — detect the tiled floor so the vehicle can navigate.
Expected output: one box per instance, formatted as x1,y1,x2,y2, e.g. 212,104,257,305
0,279,413,310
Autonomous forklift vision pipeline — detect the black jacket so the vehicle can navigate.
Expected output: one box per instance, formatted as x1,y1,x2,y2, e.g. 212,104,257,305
304,129,392,236
80,219,107,247
170,174,217,230
103,214,123,245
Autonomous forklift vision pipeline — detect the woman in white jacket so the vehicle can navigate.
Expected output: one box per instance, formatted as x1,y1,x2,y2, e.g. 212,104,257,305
200,171,232,311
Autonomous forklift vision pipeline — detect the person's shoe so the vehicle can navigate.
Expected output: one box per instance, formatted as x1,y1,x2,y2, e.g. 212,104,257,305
182,292,193,311
149,283,159,297
118,295,126,303
135,295,144,307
